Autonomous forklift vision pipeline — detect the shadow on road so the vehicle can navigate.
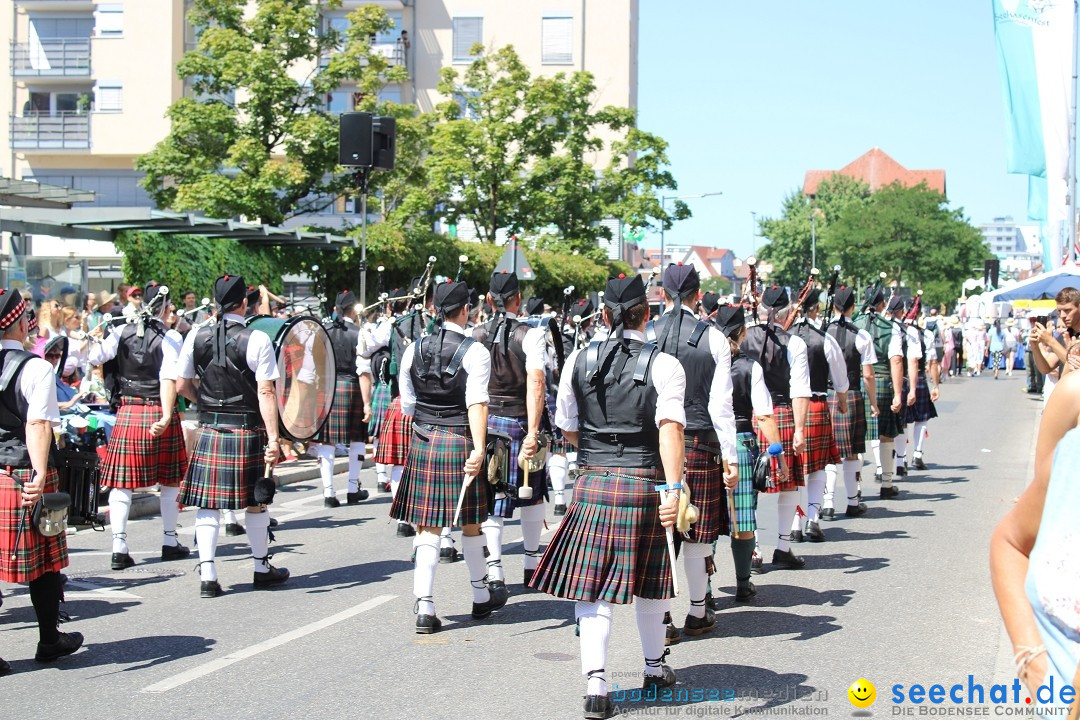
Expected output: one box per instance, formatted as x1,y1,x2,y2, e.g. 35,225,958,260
271,514,376,533
713,583,854,609
896,491,959,502
0,633,215,676
295,559,414,593
798,553,889,574
818,527,911,542
860,507,935,520
0,598,139,628
896,474,969,484
609,664,816,715
705,609,841,640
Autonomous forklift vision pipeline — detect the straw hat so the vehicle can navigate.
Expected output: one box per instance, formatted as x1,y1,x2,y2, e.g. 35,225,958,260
96,291,117,309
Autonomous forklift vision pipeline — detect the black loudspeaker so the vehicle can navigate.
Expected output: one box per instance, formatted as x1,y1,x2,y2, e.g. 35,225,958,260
984,258,1000,288
339,112,373,167
372,115,396,170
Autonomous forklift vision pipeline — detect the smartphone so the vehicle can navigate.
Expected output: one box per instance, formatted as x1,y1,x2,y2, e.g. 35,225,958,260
1029,316,1039,326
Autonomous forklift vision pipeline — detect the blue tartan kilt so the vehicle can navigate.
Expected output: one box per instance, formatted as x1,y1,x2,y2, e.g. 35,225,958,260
733,431,759,533
904,375,938,423
390,423,492,528
489,414,549,518
368,380,391,438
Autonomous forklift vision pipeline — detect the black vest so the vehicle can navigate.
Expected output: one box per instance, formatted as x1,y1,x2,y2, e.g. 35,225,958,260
572,339,660,469
827,317,863,391
192,321,260,417
116,320,167,399
326,320,360,377
731,352,756,434
410,329,473,426
473,315,529,418
0,349,36,468
740,324,793,406
653,309,716,434
792,321,830,396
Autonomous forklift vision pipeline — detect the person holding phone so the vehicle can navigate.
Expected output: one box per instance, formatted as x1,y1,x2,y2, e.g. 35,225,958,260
1030,288,1080,401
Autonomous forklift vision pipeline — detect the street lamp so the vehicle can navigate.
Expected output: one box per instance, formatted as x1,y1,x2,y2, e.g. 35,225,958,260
659,192,723,267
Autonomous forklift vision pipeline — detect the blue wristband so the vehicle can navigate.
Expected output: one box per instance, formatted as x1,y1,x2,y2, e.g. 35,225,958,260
656,483,683,492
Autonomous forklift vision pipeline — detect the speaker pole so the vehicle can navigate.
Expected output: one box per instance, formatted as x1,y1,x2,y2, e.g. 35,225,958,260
357,167,371,307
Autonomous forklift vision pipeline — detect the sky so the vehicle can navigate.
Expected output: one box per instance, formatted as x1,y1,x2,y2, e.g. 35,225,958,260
636,0,1036,259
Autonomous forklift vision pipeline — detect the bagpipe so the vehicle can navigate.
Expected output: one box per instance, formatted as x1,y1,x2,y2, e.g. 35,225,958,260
822,265,841,330
858,272,889,317
741,256,761,321
904,289,923,322
359,255,438,315
781,267,820,330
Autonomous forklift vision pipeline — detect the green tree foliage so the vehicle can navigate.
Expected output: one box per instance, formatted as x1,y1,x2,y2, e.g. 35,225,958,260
136,0,411,225
700,276,733,295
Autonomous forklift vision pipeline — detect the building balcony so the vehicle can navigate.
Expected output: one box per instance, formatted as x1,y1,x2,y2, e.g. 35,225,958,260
11,38,91,77
320,41,408,76
10,112,90,150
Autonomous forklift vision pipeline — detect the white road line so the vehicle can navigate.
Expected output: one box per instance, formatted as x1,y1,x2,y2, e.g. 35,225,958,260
139,593,396,694
64,579,142,599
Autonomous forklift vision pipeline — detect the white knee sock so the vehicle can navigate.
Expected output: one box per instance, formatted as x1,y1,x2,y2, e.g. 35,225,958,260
634,596,671,677
577,600,613,695
880,439,896,487
894,432,907,470
913,421,928,457
566,451,578,473
805,470,826,522
519,504,545,570
194,508,221,581
776,491,799,552
682,542,711,618
376,462,389,488
246,510,271,573
314,444,335,498
823,464,837,511
439,527,454,550
871,439,882,473
461,534,488,602
481,516,505,582
413,532,439,615
842,459,861,507
547,454,567,504
109,488,133,554
790,485,807,532
348,442,365,491
223,509,239,526
160,486,181,547
390,465,403,497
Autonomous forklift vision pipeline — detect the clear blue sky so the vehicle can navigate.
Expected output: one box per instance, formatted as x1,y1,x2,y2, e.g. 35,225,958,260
637,0,1035,259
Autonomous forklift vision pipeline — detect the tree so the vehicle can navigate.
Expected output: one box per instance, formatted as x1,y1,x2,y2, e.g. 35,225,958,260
137,0,411,225
700,276,733,295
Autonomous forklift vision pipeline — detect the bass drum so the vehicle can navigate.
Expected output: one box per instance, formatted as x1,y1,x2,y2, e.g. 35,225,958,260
245,315,337,442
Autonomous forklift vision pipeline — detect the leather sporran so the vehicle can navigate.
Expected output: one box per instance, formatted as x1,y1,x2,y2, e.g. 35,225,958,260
516,431,550,473
486,431,511,491
743,439,772,493
32,492,71,537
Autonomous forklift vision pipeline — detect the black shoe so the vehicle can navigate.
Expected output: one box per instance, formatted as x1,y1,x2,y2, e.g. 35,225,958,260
880,485,900,499
111,552,135,571
396,522,416,538
523,568,534,587
161,543,190,562
750,551,764,574
845,504,868,518
34,632,84,663
377,481,391,493
554,503,567,517
914,457,928,471
253,565,290,589
804,520,825,542
583,694,612,720
0,657,10,676
439,546,459,564
472,580,509,619
683,607,716,636
225,523,246,536
790,530,805,543
415,613,442,634
663,611,681,646
897,466,908,477
346,488,369,504
772,548,805,569
324,496,341,508
642,665,677,689
735,581,757,602
268,517,278,528
820,507,836,522
704,592,717,611
200,580,223,598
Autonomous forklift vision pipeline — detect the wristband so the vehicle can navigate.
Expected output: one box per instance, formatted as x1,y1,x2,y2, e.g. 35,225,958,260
655,483,683,492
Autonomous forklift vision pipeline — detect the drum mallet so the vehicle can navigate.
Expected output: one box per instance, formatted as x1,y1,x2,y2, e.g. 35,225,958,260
452,474,475,528
656,482,681,596
518,460,533,501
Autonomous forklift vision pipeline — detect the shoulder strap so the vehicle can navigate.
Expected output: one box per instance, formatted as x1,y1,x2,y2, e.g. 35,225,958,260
445,337,475,377
585,339,603,379
0,350,35,394
644,320,657,342
687,320,710,348
633,342,659,384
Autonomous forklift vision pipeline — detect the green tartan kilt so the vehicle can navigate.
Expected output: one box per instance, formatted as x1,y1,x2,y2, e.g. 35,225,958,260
829,389,866,457
876,376,906,439
733,431,760,533
368,380,391,438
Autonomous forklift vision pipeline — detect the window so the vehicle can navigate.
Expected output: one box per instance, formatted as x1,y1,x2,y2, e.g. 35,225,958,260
541,16,573,64
95,4,124,37
95,80,123,112
452,17,483,62
375,12,404,45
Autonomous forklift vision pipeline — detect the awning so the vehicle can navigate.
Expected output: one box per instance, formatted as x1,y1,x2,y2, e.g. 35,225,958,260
0,177,96,209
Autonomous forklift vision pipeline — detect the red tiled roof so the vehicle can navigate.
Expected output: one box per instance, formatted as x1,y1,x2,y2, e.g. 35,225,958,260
803,148,946,197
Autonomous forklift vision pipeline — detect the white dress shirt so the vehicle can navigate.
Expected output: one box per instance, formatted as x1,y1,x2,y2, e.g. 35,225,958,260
1,339,59,423
921,328,937,363
748,360,774,418
855,327,878,366
887,322,923,360
177,313,279,382
90,321,184,382
793,319,850,396
339,317,372,376
555,329,687,433
398,321,491,417
499,311,549,373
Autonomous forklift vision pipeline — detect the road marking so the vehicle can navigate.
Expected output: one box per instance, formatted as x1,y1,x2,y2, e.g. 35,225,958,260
64,579,142,599
139,594,396,694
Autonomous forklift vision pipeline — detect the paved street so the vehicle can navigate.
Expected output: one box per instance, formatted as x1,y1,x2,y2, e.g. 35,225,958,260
1,373,1042,719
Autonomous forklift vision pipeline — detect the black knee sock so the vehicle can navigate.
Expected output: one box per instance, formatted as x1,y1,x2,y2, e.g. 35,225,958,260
28,572,61,644
731,538,755,585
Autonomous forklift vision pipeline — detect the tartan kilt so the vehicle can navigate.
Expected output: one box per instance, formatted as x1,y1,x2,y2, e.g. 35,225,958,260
829,390,866,458
733,431,759,533
0,468,68,584
904,375,938,423
368,380,391,437
875,375,905,439
529,467,673,604
315,375,367,445
373,397,411,466
754,404,803,492
490,414,548,518
390,423,492,527
179,426,267,510
682,437,729,543
864,385,879,442
99,399,188,489
802,397,841,475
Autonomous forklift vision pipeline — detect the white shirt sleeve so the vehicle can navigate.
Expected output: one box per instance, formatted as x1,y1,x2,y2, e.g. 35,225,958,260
366,318,392,355
705,327,737,460
177,327,199,379
905,326,923,359
522,325,549,373
354,330,371,377
786,334,812,399
88,324,122,366
856,329,878,366
398,342,417,417
750,361,774,417
462,339,491,408
888,326,904,359
246,328,280,382
21,357,60,423
555,348,582,432
159,329,184,382
650,351,687,428
823,332,850,394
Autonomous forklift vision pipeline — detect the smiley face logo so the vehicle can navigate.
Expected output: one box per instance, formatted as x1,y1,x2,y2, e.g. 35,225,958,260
848,678,876,709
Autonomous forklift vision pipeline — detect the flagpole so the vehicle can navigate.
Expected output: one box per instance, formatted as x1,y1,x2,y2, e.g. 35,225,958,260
1069,0,1079,263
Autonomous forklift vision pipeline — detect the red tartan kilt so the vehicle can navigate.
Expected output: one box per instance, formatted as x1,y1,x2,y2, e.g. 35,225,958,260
754,404,803,492
0,468,68,584
179,426,266,509
100,401,188,489
374,397,411,465
314,375,367,445
801,397,841,474
389,423,490,527
682,439,728,543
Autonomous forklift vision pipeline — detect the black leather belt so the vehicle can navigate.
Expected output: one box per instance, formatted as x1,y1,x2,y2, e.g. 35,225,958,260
198,411,263,429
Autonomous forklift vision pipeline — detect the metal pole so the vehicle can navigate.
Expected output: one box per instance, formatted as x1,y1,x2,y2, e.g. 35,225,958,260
811,212,817,269
511,233,518,276
359,168,369,307
659,196,667,268
1069,0,1079,262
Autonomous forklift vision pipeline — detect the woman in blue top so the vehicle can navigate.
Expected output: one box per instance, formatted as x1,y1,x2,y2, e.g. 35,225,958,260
988,320,1007,380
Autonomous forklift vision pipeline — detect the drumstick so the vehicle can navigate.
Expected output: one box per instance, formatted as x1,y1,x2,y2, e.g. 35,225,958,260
518,461,533,500
452,474,475,528
10,506,28,561
657,484,680,596
724,459,738,535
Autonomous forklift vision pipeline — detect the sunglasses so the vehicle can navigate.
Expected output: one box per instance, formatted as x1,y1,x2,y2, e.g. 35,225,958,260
45,353,63,360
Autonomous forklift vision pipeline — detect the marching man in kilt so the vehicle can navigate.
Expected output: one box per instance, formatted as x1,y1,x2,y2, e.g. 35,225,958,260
390,280,507,633
789,289,849,543
90,281,189,570
473,271,550,588
651,264,737,638
740,287,812,569
822,287,877,520
905,301,940,471
310,290,372,508
176,275,289,598
0,288,84,671
530,274,687,720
